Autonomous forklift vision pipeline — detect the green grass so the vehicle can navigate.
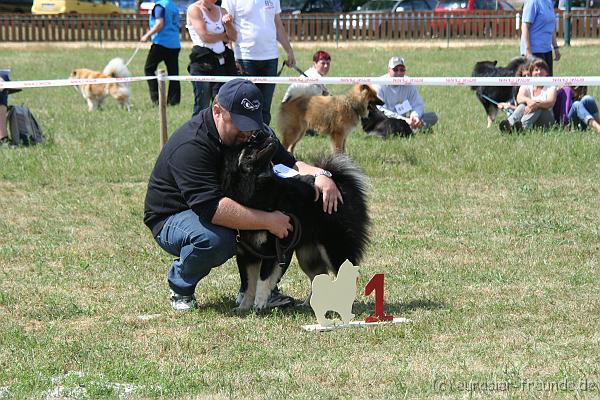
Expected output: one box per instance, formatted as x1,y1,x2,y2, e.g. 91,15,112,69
1,43,599,399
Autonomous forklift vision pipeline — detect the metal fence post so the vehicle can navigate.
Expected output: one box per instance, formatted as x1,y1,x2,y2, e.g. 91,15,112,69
564,0,572,46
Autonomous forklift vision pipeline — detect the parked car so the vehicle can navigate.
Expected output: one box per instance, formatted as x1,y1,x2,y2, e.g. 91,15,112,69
334,0,436,31
281,0,342,13
433,0,515,13
556,0,600,9
31,0,121,14
117,0,136,10
139,0,194,14
0,0,33,13
432,0,515,37
357,0,436,12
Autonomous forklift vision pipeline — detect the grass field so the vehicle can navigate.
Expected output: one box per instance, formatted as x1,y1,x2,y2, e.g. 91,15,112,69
1,43,599,399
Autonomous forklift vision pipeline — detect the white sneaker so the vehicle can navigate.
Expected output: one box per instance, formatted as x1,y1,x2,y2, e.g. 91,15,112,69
169,290,198,311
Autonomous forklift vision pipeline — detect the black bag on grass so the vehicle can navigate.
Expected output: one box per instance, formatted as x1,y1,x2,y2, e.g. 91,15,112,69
8,105,44,146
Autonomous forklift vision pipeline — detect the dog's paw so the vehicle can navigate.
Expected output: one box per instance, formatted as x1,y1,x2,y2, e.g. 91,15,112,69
233,305,251,314
253,297,269,312
237,294,254,312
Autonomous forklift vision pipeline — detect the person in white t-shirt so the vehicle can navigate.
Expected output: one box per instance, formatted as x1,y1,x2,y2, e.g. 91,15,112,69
500,58,557,133
363,56,438,138
281,50,331,103
221,0,296,125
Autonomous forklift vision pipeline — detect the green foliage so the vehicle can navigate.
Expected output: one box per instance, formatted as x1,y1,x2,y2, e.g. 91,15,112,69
1,43,599,399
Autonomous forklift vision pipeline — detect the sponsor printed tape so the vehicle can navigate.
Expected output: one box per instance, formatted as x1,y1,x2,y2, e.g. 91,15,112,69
168,75,600,87
0,76,154,90
2,75,600,90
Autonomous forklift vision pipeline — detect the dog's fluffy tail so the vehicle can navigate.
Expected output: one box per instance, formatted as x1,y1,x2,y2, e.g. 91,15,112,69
103,57,130,79
314,154,371,264
281,84,323,103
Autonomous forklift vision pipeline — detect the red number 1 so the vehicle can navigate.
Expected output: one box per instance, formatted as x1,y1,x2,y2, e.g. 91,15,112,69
364,274,394,323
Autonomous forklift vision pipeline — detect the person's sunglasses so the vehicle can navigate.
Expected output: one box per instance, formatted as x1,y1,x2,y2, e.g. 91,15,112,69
392,66,406,72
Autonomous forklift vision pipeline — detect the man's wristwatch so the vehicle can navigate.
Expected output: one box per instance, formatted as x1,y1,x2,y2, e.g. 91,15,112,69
314,170,332,178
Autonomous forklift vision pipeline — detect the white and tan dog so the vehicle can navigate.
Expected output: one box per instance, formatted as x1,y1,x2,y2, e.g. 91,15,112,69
70,57,131,112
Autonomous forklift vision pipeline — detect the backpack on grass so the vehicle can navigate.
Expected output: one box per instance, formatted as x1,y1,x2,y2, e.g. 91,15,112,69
7,105,44,146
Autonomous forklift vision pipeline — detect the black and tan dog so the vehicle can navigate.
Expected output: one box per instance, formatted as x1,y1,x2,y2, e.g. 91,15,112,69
220,130,370,311
471,56,529,127
278,84,382,154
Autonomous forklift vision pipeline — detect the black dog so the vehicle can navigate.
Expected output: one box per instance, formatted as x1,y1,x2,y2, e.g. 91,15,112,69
220,132,370,311
471,56,528,128
361,102,414,139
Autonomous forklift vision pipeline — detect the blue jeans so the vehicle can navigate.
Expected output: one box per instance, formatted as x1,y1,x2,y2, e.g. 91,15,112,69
154,209,236,296
191,81,212,117
237,58,279,125
569,95,599,130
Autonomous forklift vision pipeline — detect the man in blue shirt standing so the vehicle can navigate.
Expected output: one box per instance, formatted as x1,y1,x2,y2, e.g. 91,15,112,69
520,0,561,75
141,0,181,105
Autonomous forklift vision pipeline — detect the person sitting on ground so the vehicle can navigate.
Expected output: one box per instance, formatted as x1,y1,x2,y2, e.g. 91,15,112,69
362,56,438,138
497,60,532,113
143,78,342,311
553,85,600,133
500,58,557,133
0,70,11,146
281,50,331,103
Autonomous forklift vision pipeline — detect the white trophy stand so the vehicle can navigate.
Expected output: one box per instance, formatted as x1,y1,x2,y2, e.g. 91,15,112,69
302,260,410,332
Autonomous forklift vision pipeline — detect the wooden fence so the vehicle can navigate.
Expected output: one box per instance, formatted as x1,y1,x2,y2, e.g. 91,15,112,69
0,11,599,42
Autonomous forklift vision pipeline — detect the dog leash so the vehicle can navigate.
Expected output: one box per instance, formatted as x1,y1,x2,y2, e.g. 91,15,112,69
277,61,308,78
236,213,302,267
481,93,514,117
125,42,143,67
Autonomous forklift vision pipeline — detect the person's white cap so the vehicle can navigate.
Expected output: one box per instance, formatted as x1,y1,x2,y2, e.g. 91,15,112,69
388,56,405,69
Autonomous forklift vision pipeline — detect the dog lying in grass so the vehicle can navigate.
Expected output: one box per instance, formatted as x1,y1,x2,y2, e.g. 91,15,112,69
220,129,370,311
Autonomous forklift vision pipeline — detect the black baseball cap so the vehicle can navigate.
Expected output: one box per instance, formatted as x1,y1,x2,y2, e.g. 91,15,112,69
217,79,264,131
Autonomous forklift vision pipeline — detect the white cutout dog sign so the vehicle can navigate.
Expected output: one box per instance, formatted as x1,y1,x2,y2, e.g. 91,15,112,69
303,260,411,332
309,260,360,327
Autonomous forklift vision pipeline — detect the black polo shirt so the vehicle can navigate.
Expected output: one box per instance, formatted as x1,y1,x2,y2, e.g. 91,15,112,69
143,108,296,237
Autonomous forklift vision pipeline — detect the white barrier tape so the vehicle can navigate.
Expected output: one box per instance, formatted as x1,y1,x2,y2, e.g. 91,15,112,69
0,76,154,90
168,75,600,87
2,75,600,90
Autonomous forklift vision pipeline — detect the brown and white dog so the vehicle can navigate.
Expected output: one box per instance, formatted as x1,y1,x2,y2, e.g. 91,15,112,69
278,84,382,154
70,57,131,112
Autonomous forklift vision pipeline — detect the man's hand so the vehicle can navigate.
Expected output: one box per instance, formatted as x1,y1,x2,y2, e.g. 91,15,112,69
554,47,561,61
265,211,292,239
314,175,343,214
409,115,422,129
285,50,296,68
